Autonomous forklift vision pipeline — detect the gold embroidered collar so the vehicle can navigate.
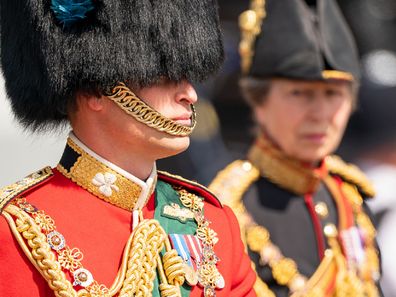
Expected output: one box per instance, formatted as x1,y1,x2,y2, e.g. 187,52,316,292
57,133,157,211
247,135,328,195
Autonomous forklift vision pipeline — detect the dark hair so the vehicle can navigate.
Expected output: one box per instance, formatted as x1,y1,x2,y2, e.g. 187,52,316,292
239,77,272,106
239,76,359,109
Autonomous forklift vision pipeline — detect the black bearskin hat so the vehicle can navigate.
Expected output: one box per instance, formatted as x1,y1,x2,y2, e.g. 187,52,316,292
0,0,224,130
240,0,360,81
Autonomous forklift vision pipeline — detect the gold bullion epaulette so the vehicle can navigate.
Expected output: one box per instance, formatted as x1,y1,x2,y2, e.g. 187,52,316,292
325,155,375,198
208,160,260,208
158,171,223,208
0,167,53,213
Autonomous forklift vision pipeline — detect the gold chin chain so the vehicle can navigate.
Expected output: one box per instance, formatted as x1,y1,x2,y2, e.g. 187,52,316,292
106,83,196,137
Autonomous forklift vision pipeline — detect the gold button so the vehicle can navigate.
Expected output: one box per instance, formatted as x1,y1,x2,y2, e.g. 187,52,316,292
77,272,88,282
289,275,307,293
242,161,253,172
324,224,338,238
239,10,258,31
315,202,329,219
324,249,334,257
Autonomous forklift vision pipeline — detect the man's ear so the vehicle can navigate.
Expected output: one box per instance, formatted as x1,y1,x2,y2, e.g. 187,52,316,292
76,92,105,112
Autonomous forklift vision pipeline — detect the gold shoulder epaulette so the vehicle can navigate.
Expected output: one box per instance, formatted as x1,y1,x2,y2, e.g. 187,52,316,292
325,155,375,198
0,167,53,213
158,170,222,207
209,160,260,208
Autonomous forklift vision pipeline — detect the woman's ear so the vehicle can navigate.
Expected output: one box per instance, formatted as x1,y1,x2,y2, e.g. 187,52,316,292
254,104,267,127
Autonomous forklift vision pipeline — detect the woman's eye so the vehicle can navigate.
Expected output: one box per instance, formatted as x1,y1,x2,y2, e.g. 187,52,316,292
326,89,342,96
290,89,303,96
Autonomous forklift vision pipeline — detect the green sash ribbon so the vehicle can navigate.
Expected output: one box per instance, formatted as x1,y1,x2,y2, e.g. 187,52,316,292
152,180,198,297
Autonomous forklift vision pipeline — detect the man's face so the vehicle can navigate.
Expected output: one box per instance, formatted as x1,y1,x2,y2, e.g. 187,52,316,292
254,78,353,163
98,79,198,160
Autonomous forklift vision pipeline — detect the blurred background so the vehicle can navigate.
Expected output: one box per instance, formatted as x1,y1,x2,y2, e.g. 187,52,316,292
1,1,396,295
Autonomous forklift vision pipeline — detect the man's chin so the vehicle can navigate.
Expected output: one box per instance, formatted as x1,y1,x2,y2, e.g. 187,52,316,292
155,136,190,159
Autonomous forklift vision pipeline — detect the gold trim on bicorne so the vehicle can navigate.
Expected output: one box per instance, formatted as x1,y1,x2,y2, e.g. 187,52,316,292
247,135,325,195
57,137,154,212
322,70,354,82
239,0,267,75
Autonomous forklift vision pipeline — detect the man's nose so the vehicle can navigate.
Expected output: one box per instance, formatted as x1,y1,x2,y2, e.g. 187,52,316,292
175,81,198,105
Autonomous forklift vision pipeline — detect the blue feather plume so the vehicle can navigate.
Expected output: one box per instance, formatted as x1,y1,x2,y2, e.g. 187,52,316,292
51,0,95,27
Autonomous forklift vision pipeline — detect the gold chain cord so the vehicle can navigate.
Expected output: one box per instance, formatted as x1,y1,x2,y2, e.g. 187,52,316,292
176,188,223,297
106,83,196,137
3,198,185,297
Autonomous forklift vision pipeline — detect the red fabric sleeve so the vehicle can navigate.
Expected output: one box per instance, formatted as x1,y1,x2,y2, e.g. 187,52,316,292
223,205,257,297
0,214,53,296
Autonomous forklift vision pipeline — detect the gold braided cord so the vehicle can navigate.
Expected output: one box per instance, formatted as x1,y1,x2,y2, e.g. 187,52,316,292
175,188,222,296
323,178,380,297
119,219,166,297
340,183,380,296
3,204,78,297
209,160,339,296
325,155,375,198
4,200,186,297
239,0,266,74
162,250,185,286
156,254,182,297
107,83,196,137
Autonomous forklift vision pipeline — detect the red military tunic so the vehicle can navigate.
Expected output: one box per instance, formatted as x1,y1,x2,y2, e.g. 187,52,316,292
0,136,256,296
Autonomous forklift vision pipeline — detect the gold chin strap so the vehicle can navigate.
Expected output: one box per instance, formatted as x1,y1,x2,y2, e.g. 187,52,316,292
106,82,196,137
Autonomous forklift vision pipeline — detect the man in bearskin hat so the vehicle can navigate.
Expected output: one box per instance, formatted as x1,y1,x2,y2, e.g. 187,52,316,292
0,1,256,296
210,0,383,296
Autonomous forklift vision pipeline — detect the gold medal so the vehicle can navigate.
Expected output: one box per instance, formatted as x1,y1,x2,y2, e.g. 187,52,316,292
183,263,198,286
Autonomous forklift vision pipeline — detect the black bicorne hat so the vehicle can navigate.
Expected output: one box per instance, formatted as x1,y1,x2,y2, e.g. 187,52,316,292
0,0,224,130
239,0,360,81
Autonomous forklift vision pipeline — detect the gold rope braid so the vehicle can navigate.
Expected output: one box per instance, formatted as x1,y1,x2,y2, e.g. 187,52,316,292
3,202,185,297
325,225,366,297
157,250,184,297
340,183,380,297
326,155,375,198
2,204,78,297
209,161,275,297
210,161,336,297
119,219,184,297
324,178,380,297
106,83,196,137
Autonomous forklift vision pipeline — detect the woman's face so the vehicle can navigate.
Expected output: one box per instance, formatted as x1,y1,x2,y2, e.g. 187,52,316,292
254,78,354,163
